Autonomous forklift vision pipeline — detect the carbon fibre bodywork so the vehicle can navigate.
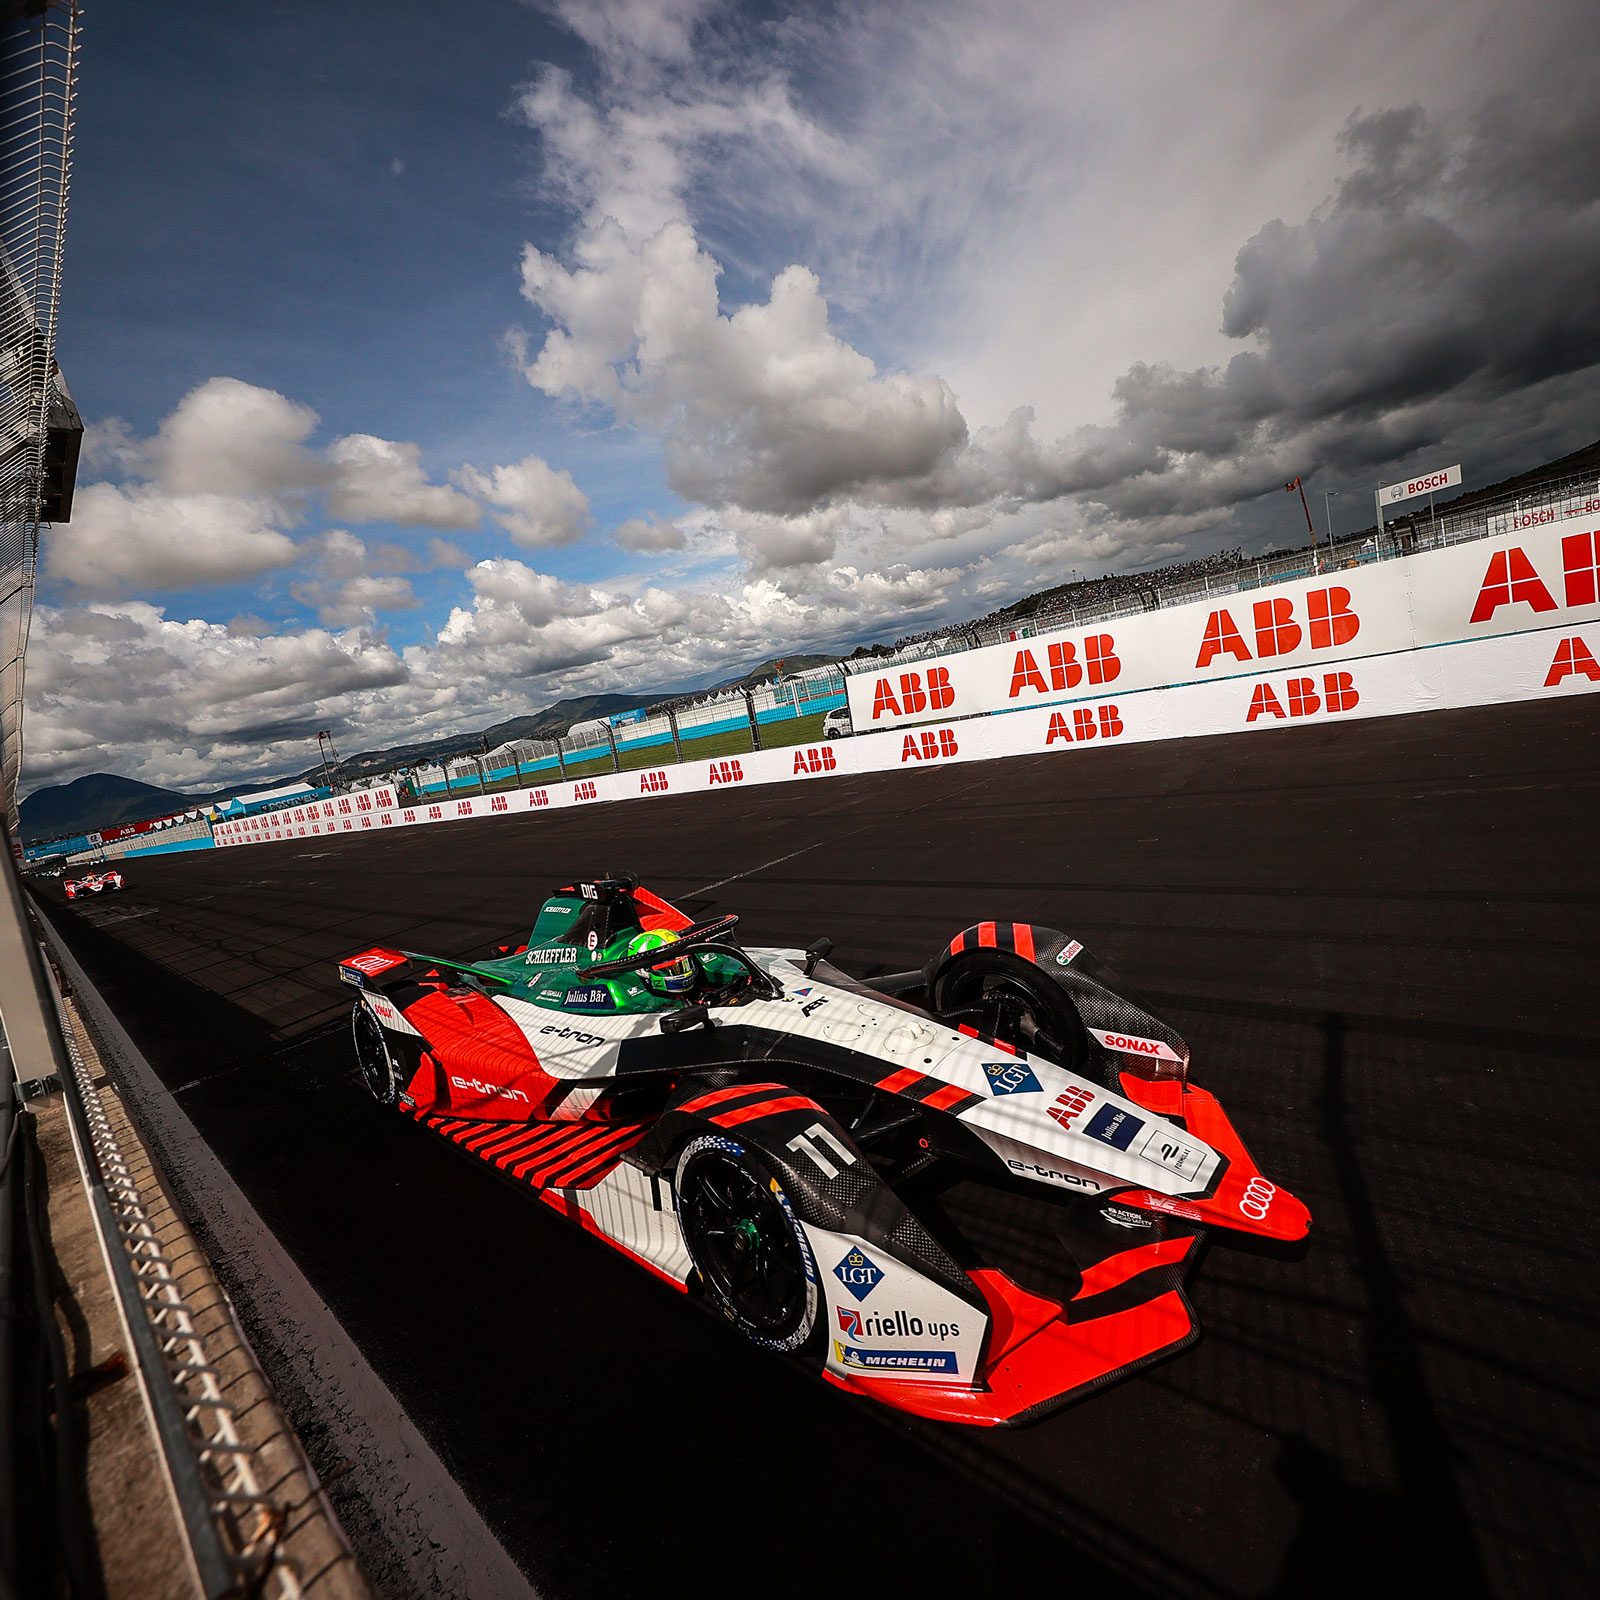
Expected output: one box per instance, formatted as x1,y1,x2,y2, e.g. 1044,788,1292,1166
339,878,1309,1424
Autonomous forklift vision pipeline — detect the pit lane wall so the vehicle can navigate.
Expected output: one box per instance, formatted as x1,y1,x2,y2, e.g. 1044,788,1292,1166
212,518,1600,851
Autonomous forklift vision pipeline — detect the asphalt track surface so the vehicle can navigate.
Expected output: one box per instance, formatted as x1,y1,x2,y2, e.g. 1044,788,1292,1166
34,697,1600,1600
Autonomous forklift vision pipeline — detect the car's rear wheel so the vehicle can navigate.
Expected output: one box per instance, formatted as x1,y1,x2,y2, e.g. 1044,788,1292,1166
933,949,1090,1072
351,1002,399,1105
675,1134,819,1353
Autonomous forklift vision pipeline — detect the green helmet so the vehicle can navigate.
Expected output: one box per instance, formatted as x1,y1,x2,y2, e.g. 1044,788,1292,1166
626,929,695,995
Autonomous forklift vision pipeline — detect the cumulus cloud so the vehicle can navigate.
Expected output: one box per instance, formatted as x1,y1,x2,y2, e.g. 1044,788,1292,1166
46,378,510,595
454,453,592,547
325,434,481,527
23,601,407,788
290,530,422,627
612,514,686,552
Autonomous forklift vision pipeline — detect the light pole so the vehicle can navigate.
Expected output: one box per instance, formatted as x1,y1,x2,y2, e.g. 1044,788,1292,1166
1322,489,1339,552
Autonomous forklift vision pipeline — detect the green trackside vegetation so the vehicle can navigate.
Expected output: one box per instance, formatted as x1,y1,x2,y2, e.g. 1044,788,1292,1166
421,711,833,794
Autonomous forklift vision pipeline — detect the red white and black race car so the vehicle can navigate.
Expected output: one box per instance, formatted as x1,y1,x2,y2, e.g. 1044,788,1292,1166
64,869,123,900
339,875,1310,1425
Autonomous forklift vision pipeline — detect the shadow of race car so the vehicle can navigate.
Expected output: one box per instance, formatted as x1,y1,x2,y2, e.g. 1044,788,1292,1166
339,874,1309,1425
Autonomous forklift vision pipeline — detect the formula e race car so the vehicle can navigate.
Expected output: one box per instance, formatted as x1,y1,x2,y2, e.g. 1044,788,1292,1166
339,876,1310,1425
64,870,123,900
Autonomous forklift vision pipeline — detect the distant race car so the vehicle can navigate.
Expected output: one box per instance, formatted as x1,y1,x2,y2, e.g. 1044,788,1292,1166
340,876,1309,1425
64,869,123,899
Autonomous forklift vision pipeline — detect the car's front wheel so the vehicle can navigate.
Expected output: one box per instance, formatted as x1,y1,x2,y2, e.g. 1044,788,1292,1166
675,1134,819,1353
351,1002,399,1106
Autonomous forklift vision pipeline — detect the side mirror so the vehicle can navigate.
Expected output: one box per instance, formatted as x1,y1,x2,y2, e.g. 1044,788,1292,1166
660,1005,712,1035
803,938,834,977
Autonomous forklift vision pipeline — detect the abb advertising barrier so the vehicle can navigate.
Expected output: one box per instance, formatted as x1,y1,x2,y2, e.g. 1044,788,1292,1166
845,516,1600,732
212,619,1600,852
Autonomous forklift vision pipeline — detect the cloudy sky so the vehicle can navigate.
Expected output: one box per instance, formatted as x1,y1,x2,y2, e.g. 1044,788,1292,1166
24,0,1600,793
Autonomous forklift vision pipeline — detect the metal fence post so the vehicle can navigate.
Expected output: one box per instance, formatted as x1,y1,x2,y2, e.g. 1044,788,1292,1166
667,708,683,762
556,739,567,780
604,723,620,774
742,689,763,752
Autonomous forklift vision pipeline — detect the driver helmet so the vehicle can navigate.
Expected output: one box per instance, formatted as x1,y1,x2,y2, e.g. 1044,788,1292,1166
626,929,695,995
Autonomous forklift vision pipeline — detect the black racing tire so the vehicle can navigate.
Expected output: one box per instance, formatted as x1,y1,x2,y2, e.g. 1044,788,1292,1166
674,1134,820,1354
933,949,1090,1073
351,1001,399,1106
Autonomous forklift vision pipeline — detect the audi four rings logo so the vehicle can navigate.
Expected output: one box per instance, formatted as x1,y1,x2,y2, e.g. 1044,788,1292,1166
1239,1176,1277,1219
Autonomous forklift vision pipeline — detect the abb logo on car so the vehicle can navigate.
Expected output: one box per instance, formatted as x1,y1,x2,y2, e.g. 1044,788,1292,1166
1246,671,1359,723
1045,705,1124,745
1239,1176,1277,1221
869,667,954,720
1047,1084,1095,1131
1196,587,1360,668
708,759,744,785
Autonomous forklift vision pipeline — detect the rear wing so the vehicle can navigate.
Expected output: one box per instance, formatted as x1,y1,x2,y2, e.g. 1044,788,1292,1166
338,947,416,991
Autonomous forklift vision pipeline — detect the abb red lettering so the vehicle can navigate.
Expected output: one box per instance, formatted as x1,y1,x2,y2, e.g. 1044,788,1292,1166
1253,596,1302,658
1046,704,1124,745
1307,587,1360,649
926,665,954,711
899,672,928,714
457,800,473,815
900,729,959,763
1009,649,1049,698
490,794,509,812
1197,609,1252,667
1045,712,1072,745
1544,637,1600,687
1469,547,1558,623
356,793,372,811
1045,640,1082,690
1099,704,1123,738
640,770,670,793
1323,670,1358,712
427,806,443,820
1246,683,1286,722
1286,677,1320,717
1085,634,1120,684
792,746,838,775
708,759,745,785
574,781,598,800
871,678,900,719
1072,707,1096,741
1564,531,1600,607
528,790,549,807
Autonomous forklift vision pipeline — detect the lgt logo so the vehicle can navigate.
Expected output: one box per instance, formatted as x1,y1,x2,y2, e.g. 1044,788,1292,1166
1047,1084,1095,1131
832,1247,884,1301
870,667,954,720
982,1060,1042,1095
1245,671,1359,723
1045,705,1123,745
901,728,958,762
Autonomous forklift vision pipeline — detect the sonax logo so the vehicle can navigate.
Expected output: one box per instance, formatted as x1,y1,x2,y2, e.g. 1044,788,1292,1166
1090,1028,1183,1062
832,1247,884,1301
